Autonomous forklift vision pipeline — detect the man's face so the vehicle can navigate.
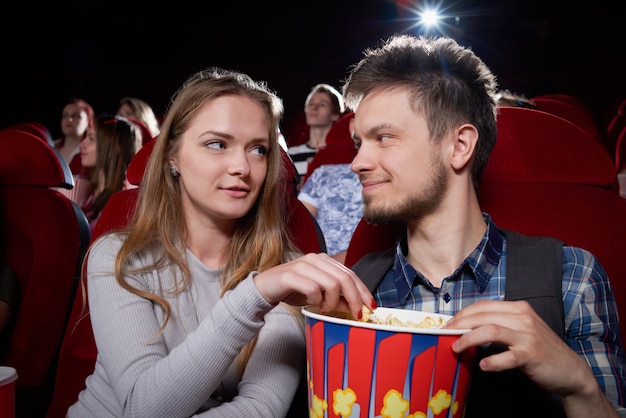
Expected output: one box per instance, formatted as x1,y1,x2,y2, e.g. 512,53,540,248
350,87,448,223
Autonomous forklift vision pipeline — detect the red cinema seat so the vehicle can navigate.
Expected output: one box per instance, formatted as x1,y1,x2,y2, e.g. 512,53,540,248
481,107,626,346
606,113,626,163
532,93,591,115
302,112,357,185
0,128,90,418
7,121,55,147
532,96,605,148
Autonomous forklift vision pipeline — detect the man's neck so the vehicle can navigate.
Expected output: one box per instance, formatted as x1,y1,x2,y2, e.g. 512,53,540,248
405,204,486,287
307,125,332,149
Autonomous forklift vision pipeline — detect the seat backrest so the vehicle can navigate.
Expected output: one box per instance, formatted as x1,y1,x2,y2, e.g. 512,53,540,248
615,127,626,198
0,128,90,417
46,137,326,418
344,219,404,267
483,107,626,345
606,113,626,163
531,93,591,114
7,121,55,147
532,96,605,147
302,112,356,184
125,136,156,186
617,127,626,174
484,107,616,188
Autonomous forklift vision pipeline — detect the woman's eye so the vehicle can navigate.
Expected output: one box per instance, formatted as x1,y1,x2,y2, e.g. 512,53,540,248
251,145,268,156
207,141,226,150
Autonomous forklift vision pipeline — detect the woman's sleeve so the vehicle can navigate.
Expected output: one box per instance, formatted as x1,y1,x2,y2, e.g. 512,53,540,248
88,235,302,417
197,305,306,417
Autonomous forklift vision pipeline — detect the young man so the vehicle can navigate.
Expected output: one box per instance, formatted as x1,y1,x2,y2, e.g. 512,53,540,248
288,83,345,190
344,34,626,417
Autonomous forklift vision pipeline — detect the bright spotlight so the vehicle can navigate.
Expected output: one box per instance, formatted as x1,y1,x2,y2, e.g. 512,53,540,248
419,9,441,28
396,2,463,37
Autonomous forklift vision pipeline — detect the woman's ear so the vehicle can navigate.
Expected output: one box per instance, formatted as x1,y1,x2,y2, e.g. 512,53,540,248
450,124,478,170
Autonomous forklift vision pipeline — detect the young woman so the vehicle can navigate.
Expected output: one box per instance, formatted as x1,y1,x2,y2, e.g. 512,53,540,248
116,96,161,144
78,114,142,230
53,97,95,176
68,68,374,417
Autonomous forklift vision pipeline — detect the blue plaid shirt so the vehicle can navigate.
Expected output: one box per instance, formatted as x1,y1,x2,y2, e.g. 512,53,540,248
374,213,626,410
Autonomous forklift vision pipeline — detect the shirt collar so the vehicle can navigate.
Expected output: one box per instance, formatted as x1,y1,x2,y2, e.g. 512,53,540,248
468,213,503,291
391,213,503,296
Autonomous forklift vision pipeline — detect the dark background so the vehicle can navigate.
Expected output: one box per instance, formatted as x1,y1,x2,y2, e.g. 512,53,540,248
1,0,624,142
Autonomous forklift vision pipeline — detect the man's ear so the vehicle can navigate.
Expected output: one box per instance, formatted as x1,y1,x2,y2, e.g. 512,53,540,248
450,124,478,170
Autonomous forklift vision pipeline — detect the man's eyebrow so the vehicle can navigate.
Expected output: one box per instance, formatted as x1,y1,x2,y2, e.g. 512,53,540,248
359,123,395,138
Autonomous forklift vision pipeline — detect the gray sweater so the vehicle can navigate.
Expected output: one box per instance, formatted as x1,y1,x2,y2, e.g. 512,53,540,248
69,233,305,417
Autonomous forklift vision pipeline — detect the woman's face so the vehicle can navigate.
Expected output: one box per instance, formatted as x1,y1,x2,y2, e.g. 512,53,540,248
61,103,89,138
171,95,271,230
79,126,97,168
117,103,135,120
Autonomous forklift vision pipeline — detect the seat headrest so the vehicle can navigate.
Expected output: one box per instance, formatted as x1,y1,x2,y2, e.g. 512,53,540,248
326,112,354,146
0,129,74,188
126,136,156,186
8,121,54,147
484,107,615,187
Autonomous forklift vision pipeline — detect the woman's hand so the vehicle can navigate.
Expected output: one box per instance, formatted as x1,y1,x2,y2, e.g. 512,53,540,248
253,253,375,320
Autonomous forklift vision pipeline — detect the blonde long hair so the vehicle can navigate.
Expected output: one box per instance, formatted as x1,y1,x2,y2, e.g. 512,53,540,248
111,68,298,372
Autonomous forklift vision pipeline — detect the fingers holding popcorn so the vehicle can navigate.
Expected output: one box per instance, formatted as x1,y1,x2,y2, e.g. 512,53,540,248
253,253,375,319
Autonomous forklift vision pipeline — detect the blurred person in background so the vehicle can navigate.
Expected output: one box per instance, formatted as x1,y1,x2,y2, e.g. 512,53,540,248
298,113,362,264
287,83,345,191
53,97,95,176
79,114,142,231
116,96,161,144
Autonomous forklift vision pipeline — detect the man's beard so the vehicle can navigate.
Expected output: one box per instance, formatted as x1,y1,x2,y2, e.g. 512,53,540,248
363,156,448,224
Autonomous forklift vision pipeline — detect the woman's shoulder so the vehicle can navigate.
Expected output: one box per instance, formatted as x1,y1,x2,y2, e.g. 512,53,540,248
88,232,126,264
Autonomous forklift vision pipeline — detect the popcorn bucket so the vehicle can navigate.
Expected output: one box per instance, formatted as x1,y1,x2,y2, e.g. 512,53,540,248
53,175,92,207
0,367,18,418
302,307,477,418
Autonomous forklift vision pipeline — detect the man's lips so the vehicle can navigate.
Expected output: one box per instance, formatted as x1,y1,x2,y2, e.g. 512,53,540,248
359,179,387,192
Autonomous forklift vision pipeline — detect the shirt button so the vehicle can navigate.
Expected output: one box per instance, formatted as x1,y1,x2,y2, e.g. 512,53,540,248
443,293,451,303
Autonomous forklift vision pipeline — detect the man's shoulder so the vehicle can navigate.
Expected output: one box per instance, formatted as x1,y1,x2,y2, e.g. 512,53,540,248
351,248,395,292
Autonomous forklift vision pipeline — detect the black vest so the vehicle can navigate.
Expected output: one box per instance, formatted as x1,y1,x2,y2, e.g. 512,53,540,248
351,229,566,418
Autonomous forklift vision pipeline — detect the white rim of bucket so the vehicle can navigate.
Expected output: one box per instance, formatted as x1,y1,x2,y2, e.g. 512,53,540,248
0,366,18,385
302,306,470,335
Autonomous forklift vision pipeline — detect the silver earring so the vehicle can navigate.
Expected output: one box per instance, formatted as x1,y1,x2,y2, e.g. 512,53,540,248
170,165,178,177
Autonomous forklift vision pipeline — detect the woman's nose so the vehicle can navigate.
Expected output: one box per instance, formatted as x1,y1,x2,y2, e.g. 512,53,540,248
228,151,251,176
